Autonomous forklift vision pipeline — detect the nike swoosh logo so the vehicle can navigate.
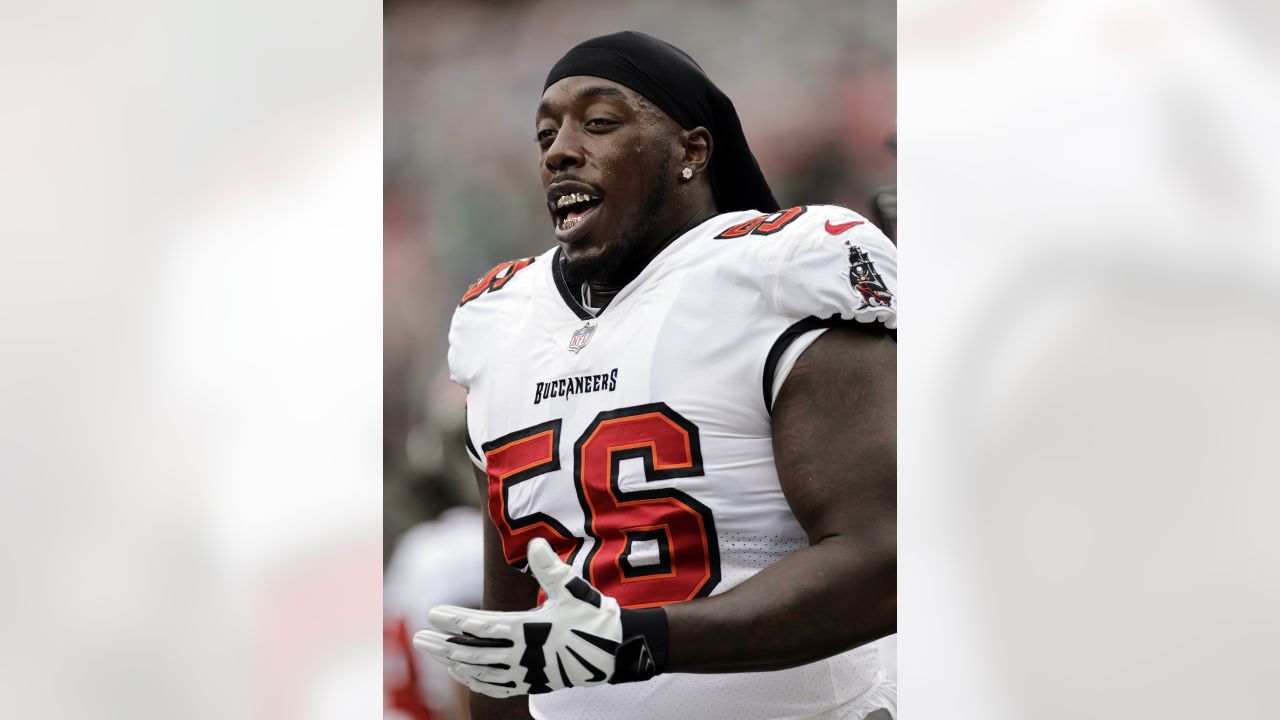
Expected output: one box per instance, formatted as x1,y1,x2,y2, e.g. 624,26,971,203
566,647,607,683
825,219,865,235
571,629,619,654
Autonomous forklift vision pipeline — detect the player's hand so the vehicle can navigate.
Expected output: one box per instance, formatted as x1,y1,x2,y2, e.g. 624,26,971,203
413,537,667,698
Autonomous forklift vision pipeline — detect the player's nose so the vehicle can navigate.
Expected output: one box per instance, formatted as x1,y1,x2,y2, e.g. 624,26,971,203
544,128,585,173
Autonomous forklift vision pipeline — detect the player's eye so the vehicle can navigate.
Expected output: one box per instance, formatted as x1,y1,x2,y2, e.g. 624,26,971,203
585,118,618,131
535,128,557,146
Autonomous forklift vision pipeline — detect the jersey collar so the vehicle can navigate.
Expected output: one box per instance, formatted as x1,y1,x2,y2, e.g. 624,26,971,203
548,212,743,321
551,247,597,321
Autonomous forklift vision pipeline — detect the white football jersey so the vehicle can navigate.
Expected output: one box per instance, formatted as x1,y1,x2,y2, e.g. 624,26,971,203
448,205,897,720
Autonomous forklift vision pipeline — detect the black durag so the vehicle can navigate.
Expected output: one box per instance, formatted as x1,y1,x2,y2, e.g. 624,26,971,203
544,31,780,214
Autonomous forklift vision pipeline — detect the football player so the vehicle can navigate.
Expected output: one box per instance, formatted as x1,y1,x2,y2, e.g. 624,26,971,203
414,31,897,720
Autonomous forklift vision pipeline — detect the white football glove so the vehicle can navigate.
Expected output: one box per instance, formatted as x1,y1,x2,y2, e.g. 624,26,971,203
413,537,667,698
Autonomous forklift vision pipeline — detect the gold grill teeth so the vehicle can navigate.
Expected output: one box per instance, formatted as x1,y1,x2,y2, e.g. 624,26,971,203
556,192,596,209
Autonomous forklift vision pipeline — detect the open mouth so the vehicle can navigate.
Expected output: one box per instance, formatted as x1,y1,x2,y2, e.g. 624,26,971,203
551,191,603,238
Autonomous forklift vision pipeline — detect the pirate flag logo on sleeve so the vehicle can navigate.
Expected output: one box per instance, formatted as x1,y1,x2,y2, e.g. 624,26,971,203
843,241,894,310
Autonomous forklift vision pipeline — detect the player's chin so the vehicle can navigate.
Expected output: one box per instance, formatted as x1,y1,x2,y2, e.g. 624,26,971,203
560,234,617,282
559,224,610,263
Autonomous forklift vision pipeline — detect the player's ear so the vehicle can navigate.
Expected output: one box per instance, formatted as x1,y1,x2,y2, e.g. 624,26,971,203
678,126,713,177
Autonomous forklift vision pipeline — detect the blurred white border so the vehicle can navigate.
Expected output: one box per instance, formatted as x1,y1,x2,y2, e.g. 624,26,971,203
902,0,1280,717
0,2,382,717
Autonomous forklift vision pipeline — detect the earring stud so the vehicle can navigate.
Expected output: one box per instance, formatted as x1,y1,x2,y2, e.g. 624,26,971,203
680,167,693,180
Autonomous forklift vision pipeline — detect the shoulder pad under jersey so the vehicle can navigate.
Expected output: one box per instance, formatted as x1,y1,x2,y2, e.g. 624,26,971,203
717,205,897,329
448,255,539,391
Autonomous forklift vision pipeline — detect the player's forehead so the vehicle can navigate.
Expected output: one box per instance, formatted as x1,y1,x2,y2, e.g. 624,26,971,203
536,76,646,117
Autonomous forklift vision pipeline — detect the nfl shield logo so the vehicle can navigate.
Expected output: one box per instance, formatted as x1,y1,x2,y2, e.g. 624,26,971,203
568,322,596,353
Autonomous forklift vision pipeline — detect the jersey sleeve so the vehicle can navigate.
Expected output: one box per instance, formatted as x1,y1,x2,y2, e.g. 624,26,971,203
769,205,897,329
737,205,896,413
447,256,538,391
446,301,480,393
447,256,540,469
447,307,487,469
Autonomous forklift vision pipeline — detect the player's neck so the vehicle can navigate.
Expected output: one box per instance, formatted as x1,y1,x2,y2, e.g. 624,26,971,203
585,205,718,310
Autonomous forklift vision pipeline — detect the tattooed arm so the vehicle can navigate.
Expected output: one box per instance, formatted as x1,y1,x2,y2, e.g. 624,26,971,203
468,464,538,720
663,324,897,672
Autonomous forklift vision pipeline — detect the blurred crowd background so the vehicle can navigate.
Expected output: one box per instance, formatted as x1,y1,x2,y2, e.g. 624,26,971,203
384,2,895,715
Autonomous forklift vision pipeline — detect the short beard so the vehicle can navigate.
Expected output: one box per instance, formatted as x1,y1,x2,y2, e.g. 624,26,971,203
563,147,673,289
